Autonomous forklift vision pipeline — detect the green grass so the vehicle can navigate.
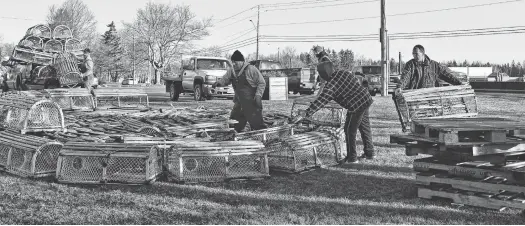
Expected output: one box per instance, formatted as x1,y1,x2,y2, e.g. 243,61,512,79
2,94,525,224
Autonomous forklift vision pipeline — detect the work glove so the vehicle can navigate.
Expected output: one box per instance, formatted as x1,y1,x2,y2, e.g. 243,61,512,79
254,95,263,109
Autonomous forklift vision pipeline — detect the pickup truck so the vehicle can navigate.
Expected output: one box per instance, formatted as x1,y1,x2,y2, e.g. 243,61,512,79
249,60,317,99
162,56,235,101
352,65,382,96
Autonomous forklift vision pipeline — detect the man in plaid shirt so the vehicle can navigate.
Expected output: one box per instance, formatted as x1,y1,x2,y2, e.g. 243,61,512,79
313,47,375,161
292,61,373,163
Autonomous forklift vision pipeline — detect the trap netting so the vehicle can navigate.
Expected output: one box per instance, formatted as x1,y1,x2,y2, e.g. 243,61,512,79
56,143,162,184
25,24,52,39
64,38,84,60
19,36,44,50
235,125,294,145
120,118,163,137
52,25,73,40
164,140,268,183
291,96,347,128
0,129,63,178
44,39,64,53
94,88,150,109
44,88,95,111
394,85,478,132
265,130,345,173
0,93,66,134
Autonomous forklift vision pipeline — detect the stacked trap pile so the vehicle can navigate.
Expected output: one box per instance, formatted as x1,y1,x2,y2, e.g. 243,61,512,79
44,88,95,111
391,85,525,212
10,24,85,88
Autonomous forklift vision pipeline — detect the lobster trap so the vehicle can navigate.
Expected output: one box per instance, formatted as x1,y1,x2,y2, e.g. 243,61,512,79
44,39,64,53
44,88,95,111
56,143,163,184
19,36,44,50
235,125,294,145
202,128,236,141
394,85,478,132
291,96,347,128
25,24,52,39
64,38,84,59
265,130,346,173
52,25,73,39
0,93,66,134
0,129,63,178
94,87,150,109
120,118,163,137
164,140,268,183
53,53,81,87
11,46,34,63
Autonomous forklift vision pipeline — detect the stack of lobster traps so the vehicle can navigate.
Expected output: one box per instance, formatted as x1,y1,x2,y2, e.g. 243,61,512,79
391,85,525,212
9,24,85,89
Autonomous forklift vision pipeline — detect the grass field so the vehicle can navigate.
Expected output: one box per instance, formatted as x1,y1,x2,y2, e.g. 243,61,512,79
2,93,525,224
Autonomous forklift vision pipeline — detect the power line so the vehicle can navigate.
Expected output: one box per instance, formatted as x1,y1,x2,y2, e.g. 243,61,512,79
264,0,377,12
221,28,256,45
217,13,258,29
219,37,257,49
262,0,357,8
0,16,41,21
261,0,523,26
262,26,525,39
213,6,256,23
220,40,258,52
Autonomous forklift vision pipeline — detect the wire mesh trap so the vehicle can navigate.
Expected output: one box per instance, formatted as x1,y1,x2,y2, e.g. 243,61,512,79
0,129,63,178
265,130,346,173
44,88,95,111
235,125,294,145
394,85,478,132
164,140,268,183
291,96,347,128
0,93,66,134
56,143,162,185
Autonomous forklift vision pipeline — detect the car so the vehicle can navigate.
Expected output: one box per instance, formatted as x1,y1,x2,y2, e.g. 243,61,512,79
388,75,400,94
92,76,99,89
122,78,137,85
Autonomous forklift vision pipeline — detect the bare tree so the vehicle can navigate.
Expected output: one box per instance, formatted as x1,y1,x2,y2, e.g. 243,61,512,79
47,0,97,46
125,3,212,84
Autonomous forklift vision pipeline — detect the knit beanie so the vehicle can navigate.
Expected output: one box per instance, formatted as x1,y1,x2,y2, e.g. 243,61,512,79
231,50,245,62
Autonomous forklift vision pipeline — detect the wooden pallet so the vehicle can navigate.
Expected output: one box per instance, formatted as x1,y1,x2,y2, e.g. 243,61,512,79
413,157,525,185
418,186,525,211
410,117,525,145
416,172,525,194
391,134,525,160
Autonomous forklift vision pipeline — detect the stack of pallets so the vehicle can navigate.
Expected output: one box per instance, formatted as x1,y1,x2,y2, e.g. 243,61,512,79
391,115,525,211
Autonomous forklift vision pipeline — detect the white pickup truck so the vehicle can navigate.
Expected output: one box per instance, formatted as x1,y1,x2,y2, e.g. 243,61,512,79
162,56,235,101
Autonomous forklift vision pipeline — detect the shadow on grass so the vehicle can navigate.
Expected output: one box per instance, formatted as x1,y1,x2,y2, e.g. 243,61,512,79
59,165,522,224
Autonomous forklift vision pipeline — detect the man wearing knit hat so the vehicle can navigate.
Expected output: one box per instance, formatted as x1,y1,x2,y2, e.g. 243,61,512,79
291,60,374,164
312,47,375,161
214,50,267,132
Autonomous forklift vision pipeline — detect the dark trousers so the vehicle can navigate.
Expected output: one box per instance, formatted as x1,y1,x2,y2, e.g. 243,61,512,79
344,106,374,161
229,101,267,133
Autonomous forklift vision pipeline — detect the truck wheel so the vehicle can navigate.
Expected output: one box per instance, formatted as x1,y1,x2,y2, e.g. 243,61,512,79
194,84,204,101
370,91,376,96
170,83,180,101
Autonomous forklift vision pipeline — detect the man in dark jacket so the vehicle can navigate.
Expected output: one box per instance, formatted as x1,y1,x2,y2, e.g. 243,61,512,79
398,45,463,90
215,50,267,132
292,61,373,163
313,47,375,160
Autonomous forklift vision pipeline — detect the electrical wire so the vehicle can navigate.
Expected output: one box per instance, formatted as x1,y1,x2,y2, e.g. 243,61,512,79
264,0,377,12
221,28,256,45
261,0,524,26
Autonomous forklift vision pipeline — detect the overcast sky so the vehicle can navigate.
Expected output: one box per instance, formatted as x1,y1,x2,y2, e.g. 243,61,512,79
0,0,523,64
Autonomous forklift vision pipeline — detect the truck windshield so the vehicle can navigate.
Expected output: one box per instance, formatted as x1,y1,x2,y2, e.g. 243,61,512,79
196,59,229,70
259,61,283,70
362,66,381,74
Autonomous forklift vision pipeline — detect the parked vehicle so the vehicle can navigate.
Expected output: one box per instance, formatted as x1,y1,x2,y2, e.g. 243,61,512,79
352,65,382,96
162,56,234,101
249,60,316,99
122,78,137,85
438,71,469,86
388,75,400,94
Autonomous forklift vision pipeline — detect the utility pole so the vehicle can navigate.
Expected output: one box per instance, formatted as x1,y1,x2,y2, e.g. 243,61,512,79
132,34,135,81
398,52,402,74
256,5,260,60
380,0,388,96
